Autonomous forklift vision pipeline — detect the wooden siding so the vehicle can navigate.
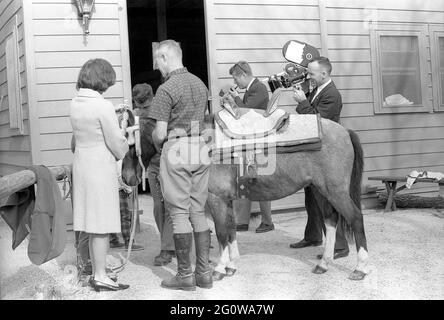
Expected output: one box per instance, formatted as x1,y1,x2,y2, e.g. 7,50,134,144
28,0,131,168
205,0,323,208
324,0,444,196
205,0,444,209
0,0,32,176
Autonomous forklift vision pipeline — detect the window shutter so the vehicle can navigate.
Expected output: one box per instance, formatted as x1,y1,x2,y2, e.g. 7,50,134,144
5,15,23,135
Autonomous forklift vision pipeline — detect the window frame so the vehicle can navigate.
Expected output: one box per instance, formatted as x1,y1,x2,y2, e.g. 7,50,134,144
430,25,444,112
370,23,430,114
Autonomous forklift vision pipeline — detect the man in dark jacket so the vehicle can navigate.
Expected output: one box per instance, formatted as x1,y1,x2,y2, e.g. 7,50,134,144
291,56,349,259
228,61,274,234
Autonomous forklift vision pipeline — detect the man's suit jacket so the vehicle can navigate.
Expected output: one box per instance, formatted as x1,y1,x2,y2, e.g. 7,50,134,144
234,78,269,110
296,81,342,123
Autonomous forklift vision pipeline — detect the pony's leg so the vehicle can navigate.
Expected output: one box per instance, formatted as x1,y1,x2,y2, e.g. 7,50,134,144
226,235,240,276
206,193,236,281
349,211,368,280
312,214,337,274
329,196,368,280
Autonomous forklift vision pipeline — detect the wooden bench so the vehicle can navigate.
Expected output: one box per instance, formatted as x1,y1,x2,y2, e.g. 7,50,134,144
368,175,444,212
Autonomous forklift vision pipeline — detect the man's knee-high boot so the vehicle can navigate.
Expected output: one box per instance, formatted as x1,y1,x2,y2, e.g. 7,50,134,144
161,233,196,291
194,230,213,289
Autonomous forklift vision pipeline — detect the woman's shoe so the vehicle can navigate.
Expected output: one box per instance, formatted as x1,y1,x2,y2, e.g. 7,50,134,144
90,279,129,292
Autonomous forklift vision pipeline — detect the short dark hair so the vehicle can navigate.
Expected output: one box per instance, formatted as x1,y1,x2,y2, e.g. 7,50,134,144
229,61,252,77
76,58,116,93
132,83,153,104
311,56,332,75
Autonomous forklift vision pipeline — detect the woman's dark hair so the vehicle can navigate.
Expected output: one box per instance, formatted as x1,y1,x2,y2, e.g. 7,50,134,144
76,58,116,93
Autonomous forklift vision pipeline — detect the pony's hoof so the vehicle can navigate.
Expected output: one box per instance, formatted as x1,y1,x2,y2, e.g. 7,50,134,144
312,265,328,274
212,271,225,281
225,267,236,277
349,270,366,281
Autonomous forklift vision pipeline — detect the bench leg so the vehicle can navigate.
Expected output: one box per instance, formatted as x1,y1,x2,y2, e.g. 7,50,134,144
384,181,398,212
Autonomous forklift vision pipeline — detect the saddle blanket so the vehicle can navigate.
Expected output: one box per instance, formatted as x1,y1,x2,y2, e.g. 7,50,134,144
213,112,322,157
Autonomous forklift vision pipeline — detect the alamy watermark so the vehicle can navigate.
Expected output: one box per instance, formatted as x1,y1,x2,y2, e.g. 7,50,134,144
162,121,278,176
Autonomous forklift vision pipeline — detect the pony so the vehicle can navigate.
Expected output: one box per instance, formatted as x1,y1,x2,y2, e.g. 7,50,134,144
121,111,368,281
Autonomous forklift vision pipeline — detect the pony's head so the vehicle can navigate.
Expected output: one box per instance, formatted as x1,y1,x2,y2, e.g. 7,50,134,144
121,109,157,186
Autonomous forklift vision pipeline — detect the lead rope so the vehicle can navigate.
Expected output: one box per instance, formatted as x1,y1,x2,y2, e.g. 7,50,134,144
111,187,138,274
112,112,144,274
134,116,146,191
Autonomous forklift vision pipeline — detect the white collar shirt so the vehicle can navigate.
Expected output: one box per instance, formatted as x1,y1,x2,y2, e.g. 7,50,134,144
311,78,332,102
246,78,256,92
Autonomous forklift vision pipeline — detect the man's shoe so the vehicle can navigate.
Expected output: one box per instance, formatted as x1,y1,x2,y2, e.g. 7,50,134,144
236,224,249,232
125,243,144,251
154,250,175,266
122,240,144,251
316,248,349,260
109,240,125,249
255,222,274,233
289,239,323,249
161,273,196,291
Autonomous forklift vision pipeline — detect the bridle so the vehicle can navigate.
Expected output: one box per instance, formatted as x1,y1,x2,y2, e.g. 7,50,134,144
116,104,146,191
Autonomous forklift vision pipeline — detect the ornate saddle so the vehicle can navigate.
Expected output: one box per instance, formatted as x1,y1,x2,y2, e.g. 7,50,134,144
214,108,289,140
213,111,322,159
213,110,322,198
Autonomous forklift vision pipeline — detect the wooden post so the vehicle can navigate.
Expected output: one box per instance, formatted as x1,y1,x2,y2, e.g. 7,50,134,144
0,166,71,200
156,0,167,41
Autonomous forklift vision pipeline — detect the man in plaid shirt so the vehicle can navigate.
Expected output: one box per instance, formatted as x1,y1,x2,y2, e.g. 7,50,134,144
148,40,212,291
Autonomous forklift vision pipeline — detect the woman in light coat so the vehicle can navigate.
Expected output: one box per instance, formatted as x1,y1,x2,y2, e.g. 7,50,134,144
70,59,129,291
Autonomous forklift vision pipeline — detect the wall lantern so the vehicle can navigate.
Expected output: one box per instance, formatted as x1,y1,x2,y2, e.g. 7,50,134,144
75,0,95,35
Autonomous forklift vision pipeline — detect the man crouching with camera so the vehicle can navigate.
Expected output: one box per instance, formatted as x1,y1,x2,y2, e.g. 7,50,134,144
291,57,350,260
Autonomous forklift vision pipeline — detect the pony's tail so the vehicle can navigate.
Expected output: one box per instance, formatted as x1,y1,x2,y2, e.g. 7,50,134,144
339,129,364,243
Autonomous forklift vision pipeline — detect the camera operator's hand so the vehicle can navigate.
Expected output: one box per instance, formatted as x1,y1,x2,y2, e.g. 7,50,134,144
229,87,240,98
292,85,307,103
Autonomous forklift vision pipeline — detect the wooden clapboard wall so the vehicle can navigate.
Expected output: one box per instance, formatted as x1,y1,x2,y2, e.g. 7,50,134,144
205,0,444,205
0,0,31,176
24,0,131,169
205,0,324,210
323,0,444,197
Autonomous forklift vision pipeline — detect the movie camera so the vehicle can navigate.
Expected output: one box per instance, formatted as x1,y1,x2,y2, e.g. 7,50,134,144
267,40,320,94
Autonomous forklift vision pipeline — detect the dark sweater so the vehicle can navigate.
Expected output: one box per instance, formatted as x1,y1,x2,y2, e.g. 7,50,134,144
234,78,269,110
296,81,342,123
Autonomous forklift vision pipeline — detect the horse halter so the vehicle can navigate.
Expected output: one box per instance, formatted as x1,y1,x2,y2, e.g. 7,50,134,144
116,104,146,191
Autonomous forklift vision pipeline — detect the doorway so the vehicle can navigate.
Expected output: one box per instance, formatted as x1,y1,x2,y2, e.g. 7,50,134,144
126,0,209,94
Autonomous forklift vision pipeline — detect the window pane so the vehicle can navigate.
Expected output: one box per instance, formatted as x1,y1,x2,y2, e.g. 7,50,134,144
439,37,444,106
380,36,422,106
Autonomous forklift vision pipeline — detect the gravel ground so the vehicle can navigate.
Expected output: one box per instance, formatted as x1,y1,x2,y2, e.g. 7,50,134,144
1,194,443,300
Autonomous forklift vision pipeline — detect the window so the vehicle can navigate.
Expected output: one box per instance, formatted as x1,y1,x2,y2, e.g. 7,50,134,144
370,24,430,114
430,25,444,111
